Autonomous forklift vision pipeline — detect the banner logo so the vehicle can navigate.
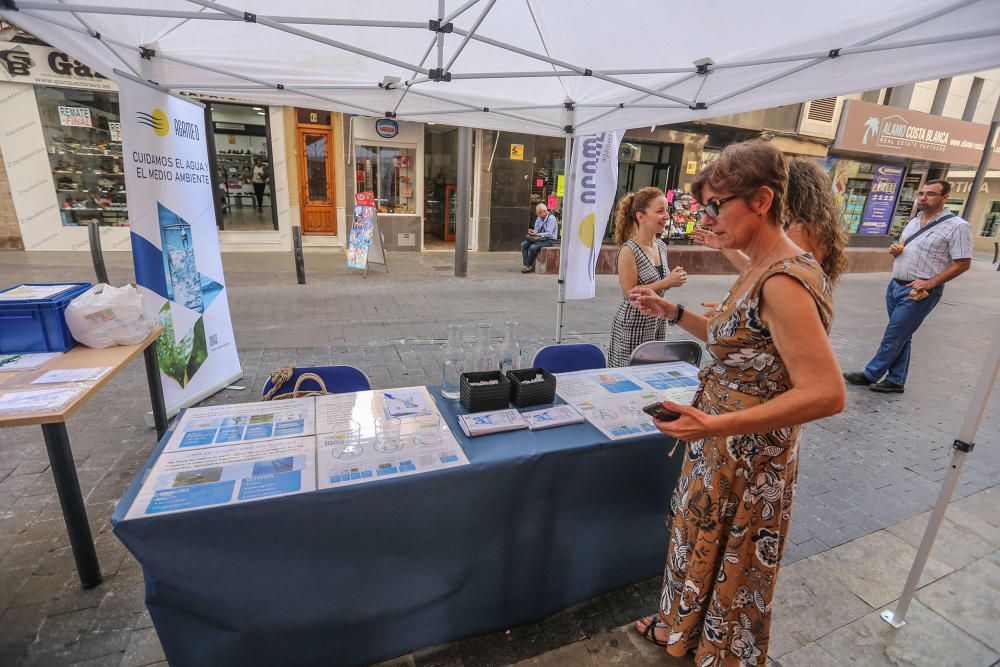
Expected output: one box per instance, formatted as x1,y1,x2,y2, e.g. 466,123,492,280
137,109,170,137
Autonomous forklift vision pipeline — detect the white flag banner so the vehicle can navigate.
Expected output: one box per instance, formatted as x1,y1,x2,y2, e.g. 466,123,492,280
118,76,242,416
564,130,624,300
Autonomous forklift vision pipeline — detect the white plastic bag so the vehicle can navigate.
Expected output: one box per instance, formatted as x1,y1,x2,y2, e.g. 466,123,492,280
65,284,155,349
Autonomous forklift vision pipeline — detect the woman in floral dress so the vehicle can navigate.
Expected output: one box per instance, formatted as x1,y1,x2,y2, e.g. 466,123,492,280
628,140,845,666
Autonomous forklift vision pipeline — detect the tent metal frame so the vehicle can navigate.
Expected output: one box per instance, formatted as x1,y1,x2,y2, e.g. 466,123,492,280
7,0,997,135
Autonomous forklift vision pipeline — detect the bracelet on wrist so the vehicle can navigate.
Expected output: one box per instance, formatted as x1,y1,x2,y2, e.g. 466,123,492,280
668,303,685,326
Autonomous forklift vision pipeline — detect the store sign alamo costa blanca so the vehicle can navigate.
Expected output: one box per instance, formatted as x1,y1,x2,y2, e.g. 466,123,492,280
835,99,1000,169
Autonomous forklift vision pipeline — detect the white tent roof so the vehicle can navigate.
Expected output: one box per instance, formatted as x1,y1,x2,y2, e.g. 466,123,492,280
3,0,1000,136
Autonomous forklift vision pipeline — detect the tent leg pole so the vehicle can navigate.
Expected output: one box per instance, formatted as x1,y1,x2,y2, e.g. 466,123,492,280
454,126,471,277
555,130,574,344
880,447,967,628
882,323,1000,628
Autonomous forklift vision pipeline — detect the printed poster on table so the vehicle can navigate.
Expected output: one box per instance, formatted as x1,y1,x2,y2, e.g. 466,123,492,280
858,164,905,235
117,75,242,416
125,436,316,519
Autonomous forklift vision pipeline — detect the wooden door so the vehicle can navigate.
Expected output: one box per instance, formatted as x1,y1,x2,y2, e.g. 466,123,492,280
297,127,336,234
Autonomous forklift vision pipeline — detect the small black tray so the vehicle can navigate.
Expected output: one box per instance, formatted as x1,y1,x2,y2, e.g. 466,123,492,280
460,371,511,412
506,367,557,407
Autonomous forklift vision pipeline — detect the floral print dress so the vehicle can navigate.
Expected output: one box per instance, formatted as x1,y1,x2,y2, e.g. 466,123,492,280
657,255,832,666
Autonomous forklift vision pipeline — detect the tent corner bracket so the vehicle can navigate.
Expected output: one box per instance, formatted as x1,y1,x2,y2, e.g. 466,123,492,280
953,439,975,453
384,111,397,118
428,68,452,82
139,46,156,60
243,12,256,23
828,48,841,58
428,19,454,33
689,102,707,111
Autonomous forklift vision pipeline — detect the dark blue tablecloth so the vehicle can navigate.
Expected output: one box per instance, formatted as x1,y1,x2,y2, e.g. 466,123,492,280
111,388,683,666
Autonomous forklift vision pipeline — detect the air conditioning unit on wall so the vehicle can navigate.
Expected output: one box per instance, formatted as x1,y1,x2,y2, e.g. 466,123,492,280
798,97,844,139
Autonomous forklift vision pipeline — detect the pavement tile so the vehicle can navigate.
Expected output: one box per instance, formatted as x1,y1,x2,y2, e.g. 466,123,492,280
768,556,872,659
774,642,840,667
119,627,165,667
916,558,1000,653
812,530,953,609
817,600,997,667
887,509,998,570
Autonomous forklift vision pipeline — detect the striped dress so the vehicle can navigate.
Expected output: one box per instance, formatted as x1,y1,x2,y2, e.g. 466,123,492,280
608,238,669,367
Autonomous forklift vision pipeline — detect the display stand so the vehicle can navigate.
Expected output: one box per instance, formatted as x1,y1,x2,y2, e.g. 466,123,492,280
364,215,389,278
348,192,389,278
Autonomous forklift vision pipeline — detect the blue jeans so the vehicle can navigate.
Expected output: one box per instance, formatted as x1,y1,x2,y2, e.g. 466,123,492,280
864,280,943,385
521,238,553,266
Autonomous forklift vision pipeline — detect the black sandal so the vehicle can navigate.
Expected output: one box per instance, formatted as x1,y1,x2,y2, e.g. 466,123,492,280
636,616,671,647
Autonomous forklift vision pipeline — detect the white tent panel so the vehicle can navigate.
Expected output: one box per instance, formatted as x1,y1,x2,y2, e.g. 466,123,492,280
2,0,999,135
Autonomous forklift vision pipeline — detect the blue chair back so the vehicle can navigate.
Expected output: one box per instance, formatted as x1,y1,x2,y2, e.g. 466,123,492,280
262,365,371,399
628,340,703,367
531,344,606,373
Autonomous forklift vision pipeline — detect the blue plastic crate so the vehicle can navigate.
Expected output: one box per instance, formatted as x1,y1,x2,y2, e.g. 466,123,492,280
0,282,92,353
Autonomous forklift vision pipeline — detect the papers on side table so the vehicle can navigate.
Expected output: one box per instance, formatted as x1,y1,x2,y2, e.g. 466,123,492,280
32,367,111,384
0,352,62,372
0,385,86,415
521,405,585,430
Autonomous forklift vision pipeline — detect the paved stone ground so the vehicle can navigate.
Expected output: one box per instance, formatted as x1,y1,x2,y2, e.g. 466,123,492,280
0,247,998,666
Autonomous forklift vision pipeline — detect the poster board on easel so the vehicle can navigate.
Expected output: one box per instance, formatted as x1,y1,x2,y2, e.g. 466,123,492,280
347,192,389,277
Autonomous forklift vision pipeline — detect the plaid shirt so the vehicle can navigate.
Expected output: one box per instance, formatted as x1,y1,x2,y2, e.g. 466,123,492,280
893,210,972,282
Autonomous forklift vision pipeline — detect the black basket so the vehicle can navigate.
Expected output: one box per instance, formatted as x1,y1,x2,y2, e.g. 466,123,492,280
506,367,557,408
460,371,511,412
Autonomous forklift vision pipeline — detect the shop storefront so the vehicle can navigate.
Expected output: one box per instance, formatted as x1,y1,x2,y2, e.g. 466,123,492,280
351,117,424,251
942,173,1000,251
0,39,292,252
832,99,1000,242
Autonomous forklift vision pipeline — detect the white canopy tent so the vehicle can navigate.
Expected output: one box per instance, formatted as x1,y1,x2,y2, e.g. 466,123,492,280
2,0,999,137
3,0,1000,633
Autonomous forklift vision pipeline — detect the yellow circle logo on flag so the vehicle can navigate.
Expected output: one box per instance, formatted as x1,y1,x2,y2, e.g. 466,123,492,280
577,213,596,249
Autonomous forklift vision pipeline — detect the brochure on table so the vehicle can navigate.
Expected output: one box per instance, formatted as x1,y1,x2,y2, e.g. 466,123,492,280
555,362,700,441
0,352,62,372
125,436,315,519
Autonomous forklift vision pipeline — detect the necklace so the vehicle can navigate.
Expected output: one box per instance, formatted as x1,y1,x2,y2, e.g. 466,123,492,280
725,234,787,304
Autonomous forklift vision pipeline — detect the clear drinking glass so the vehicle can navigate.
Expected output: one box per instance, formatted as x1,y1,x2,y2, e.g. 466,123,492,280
415,413,443,447
441,324,465,400
374,416,403,453
499,320,521,373
330,420,362,459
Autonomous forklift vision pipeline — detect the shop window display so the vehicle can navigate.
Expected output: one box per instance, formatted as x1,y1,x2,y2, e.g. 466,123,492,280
356,144,416,214
36,86,127,227
209,102,273,230
982,201,1000,238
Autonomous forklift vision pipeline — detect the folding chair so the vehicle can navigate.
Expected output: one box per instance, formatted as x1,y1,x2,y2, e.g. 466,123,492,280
531,343,606,373
262,365,371,399
628,340,703,367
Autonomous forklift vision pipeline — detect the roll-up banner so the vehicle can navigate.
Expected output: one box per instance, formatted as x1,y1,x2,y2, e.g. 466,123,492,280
564,130,624,300
117,76,242,416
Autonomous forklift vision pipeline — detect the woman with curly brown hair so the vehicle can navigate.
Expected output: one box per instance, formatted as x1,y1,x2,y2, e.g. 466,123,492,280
627,141,844,665
606,186,688,367
694,156,849,284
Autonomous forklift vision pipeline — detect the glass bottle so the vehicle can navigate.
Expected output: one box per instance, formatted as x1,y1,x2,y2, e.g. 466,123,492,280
472,322,497,372
441,324,465,399
499,320,521,374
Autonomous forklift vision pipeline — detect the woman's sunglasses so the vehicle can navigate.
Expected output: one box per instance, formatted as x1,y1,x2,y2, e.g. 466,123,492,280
697,195,738,221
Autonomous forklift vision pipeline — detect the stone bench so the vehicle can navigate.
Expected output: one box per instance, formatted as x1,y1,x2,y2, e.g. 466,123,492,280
534,244,893,275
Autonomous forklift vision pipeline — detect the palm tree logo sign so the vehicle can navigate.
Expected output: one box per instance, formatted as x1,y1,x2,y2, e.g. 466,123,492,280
862,117,880,145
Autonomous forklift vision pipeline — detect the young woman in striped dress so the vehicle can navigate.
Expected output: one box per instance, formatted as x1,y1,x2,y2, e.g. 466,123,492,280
607,187,688,367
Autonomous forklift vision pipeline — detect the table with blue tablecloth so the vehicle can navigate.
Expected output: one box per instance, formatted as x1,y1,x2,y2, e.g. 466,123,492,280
111,385,683,666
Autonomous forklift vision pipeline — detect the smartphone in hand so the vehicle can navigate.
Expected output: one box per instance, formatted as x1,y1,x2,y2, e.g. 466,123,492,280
642,401,681,422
